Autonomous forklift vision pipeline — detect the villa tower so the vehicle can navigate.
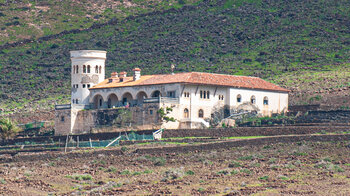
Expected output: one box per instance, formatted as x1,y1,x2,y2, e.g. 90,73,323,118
70,50,107,106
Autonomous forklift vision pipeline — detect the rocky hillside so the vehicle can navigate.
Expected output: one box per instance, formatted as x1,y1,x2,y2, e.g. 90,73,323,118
0,0,349,115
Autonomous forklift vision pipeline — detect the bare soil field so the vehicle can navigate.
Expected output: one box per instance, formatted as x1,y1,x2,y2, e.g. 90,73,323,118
1,138,350,195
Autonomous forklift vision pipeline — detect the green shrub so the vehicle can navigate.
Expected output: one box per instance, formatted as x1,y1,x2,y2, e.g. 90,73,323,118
107,166,117,173
67,174,93,181
186,170,195,175
120,170,131,175
259,176,269,181
228,161,242,168
0,178,6,184
240,168,251,174
153,157,166,166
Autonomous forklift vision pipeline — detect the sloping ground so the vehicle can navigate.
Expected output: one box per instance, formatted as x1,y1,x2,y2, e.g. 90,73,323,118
0,0,349,115
0,135,350,195
0,0,199,44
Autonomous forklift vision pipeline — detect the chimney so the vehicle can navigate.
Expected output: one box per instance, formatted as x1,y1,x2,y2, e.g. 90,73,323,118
133,68,141,81
108,72,118,83
119,71,127,82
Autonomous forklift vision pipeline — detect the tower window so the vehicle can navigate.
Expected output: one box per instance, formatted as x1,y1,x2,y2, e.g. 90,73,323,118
83,65,86,73
87,84,90,88
61,116,65,122
76,99,79,104
73,66,75,74
83,84,86,88
87,65,91,73
95,65,98,73
99,66,102,74
76,65,79,73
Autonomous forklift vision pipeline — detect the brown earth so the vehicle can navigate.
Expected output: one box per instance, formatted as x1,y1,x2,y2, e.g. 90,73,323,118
0,136,350,195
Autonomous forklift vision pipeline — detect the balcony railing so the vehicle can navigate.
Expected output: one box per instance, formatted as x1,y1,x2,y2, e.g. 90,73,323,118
55,104,71,110
143,97,179,104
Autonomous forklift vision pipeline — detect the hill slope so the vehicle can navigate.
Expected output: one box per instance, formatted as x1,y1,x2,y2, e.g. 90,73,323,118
0,0,350,114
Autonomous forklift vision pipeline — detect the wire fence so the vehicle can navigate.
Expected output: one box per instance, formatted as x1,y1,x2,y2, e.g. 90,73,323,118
0,129,163,151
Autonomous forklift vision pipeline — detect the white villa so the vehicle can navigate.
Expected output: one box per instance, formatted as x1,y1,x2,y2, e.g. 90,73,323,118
55,50,289,135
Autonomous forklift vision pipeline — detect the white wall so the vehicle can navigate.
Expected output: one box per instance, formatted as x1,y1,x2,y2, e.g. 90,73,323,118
229,88,288,115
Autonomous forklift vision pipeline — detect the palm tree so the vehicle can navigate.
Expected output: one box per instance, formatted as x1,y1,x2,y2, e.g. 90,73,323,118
0,118,20,140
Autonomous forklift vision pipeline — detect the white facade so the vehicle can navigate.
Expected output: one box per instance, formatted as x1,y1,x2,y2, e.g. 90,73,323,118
66,50,289,130
88,83,288,129
71,50,106,105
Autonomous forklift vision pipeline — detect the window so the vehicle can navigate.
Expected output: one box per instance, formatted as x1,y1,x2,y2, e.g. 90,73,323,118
237,94,241,103
184,92,190,97
150,110,153,115
251,95,256,104
83,84,86,88
99,66,102,74
76,65,79,73
83,65,86,73
61,116,65,122
198,109,204,118
95,65,98,73
219,95,224,100
87,65,90,73
167,91,176,98
263,96,269,105
73,66,75,74
200,90,210,99
72,99,75,104
184,108,189,118
76,99,79,104
87,84,90,88
99,98,103,107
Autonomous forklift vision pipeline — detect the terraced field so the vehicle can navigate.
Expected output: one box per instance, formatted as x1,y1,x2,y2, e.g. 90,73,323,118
1,135,349,195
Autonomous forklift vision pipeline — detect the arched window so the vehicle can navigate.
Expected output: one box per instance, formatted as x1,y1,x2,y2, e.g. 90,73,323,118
76,99,79,104
263,96,269,105
83,65,86,73
99,66,102,74
95,65,98,73
87,65,91,73
251,95,256,104
184,108,189,118
207,91,210,99
198,109,204,118
237,94,241,103
76,65,79,73
200,90,203,98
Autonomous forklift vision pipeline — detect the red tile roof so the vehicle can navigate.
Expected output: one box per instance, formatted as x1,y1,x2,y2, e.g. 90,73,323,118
90,72,289,92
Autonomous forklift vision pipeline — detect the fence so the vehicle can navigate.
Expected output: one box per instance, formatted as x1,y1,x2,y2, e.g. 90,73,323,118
0,129,163,152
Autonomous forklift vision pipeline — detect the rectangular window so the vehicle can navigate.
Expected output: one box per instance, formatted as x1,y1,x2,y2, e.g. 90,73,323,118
200,90,203,98
167,91,176,98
